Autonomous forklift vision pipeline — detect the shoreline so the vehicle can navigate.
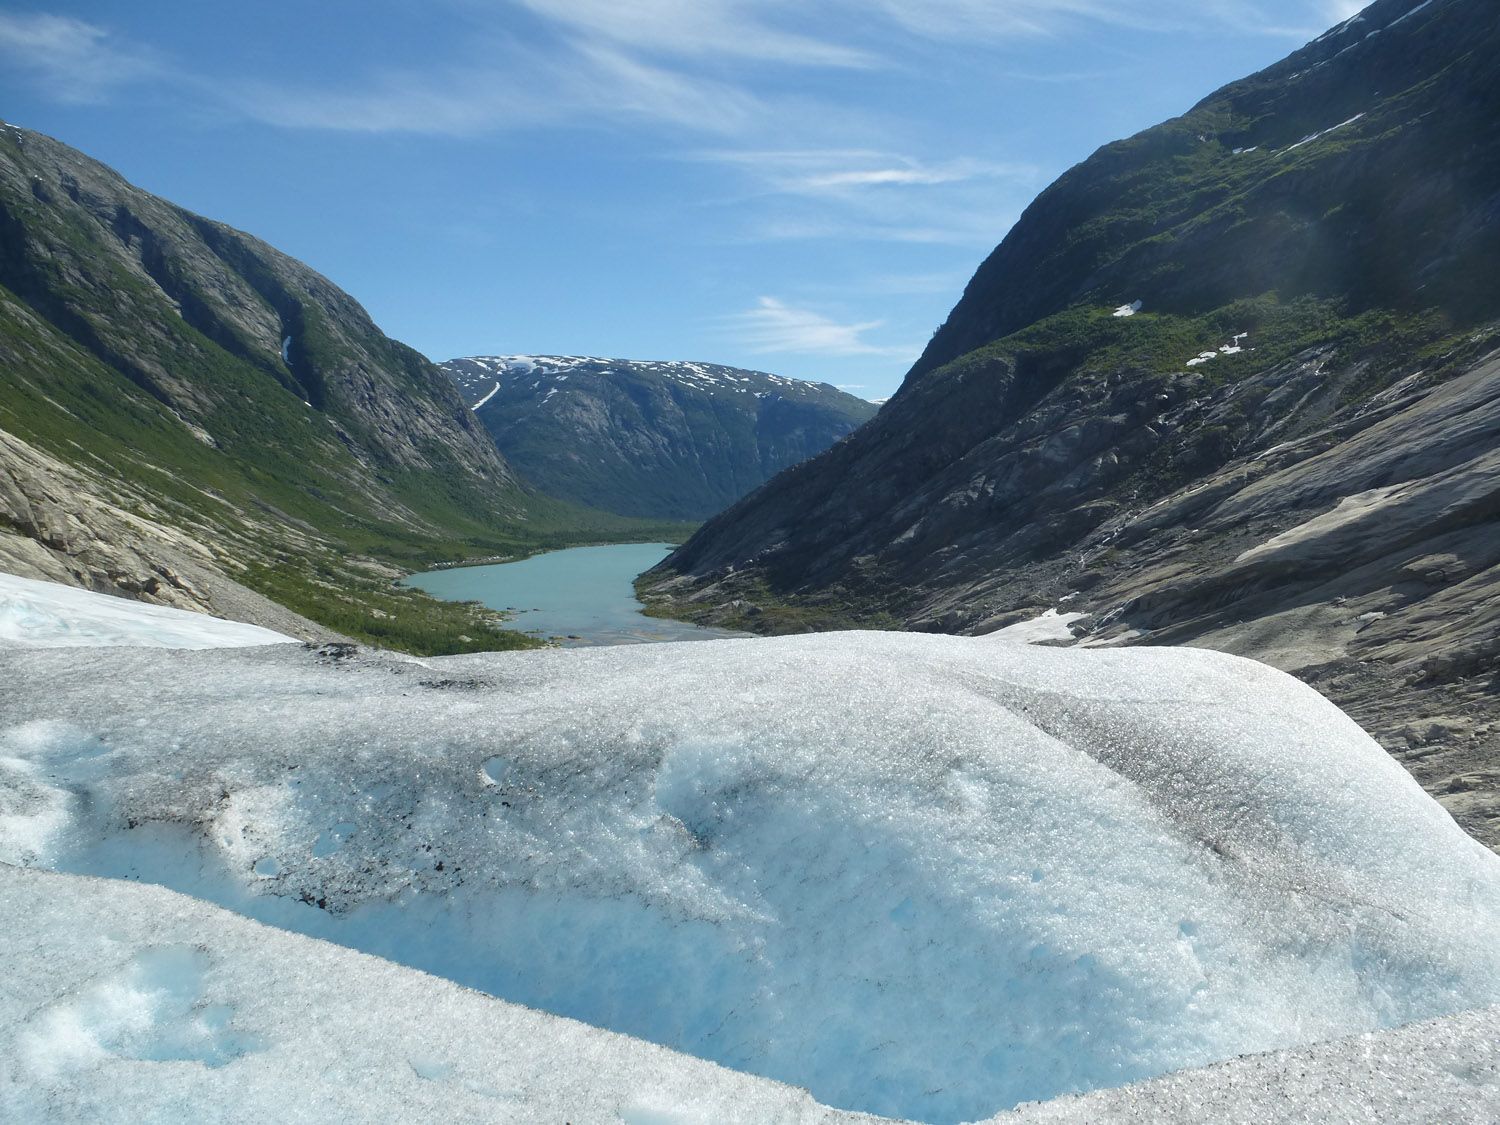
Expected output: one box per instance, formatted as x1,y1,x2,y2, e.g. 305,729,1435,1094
403,538,686,578
402,542,743,648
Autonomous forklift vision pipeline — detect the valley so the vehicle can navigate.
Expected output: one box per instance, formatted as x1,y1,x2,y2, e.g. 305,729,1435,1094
0,123,697,654
2,0,1498,1121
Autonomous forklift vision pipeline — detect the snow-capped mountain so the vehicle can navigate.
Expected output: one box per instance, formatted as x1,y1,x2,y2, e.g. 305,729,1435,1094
442,355,877,521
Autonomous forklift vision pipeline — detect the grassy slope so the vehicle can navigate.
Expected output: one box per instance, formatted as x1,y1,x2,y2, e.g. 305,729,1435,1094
1,283,693,652
0,123,694,653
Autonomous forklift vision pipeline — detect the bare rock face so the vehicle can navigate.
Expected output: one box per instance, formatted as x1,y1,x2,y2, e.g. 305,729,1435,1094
0,429,330,640
642,0,1500,849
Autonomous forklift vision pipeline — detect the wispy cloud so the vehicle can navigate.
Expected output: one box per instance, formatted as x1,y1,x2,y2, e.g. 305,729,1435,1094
871,0,1339,42
513,0,1320,64
227,37,764,136
867,0,1116,40
0,12,162,104
692,149,1035,246
1323,0,1368,21
0,2,1342,134
701,149,1035,196
726,297,918,358
513,0,875,67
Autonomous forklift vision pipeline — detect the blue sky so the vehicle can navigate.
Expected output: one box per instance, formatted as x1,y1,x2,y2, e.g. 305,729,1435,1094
0,1,1364,400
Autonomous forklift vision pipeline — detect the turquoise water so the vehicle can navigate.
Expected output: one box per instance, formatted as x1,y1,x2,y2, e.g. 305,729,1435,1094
403,543,742,647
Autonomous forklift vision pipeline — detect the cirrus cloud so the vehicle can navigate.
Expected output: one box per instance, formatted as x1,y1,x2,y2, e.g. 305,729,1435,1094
726,297,919,358
0,12,162,105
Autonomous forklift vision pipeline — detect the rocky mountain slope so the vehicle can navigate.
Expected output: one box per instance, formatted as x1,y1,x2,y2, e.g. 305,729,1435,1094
444,355,877,520
0,123,661,651
641,0,1500,848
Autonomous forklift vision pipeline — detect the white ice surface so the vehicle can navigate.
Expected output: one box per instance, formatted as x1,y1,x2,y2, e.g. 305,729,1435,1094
0,573,294,650
980,609,1085,644
0,864,869,1125
2,633,1498,1122
994,1003,1500,1123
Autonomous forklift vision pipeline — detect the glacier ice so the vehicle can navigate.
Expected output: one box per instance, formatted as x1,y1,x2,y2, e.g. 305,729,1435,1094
6,868,1490,1125
0,573,294,650
0,864,865,1124
1,631,1498,1122
997,1003,1500,1123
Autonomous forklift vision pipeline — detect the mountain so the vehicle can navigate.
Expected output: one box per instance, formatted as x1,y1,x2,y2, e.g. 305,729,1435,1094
641,0,1500,847
443,355,878,520
0,123,662,652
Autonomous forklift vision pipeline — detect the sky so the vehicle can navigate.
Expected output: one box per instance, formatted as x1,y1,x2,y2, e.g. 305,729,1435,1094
0,1,1367,400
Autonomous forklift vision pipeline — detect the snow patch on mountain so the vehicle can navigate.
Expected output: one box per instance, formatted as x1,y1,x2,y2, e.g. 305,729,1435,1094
1183,333,1252,369
981,609,1086,644
0,573,294,650
1285,112,1366,153
469,381,500,411
443,355,838,408
1384,0,1437,34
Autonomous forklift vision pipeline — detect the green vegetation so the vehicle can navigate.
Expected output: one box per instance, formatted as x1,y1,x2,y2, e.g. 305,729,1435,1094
635,572,898,636
641,0,1500,656
944,295,1464,395
243,559,544,654
919,9,1500,380
0,128,700,655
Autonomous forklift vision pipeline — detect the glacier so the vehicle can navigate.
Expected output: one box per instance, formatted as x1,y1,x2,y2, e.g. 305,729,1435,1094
0,864,869,1125
0,572,294,650
3,616,1499,1123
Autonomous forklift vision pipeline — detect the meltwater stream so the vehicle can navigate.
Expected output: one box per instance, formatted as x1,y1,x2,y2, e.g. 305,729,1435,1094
403,542,742,646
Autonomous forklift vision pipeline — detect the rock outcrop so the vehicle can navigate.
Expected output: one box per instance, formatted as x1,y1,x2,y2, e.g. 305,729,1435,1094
642,0,1500,848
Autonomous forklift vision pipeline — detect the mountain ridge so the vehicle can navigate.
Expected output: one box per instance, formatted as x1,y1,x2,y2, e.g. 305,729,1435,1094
0,122,669,652
641,0,1500,848
444,354,877,520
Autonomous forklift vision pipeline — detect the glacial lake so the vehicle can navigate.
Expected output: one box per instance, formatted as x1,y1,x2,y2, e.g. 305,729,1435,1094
404,542,743,647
